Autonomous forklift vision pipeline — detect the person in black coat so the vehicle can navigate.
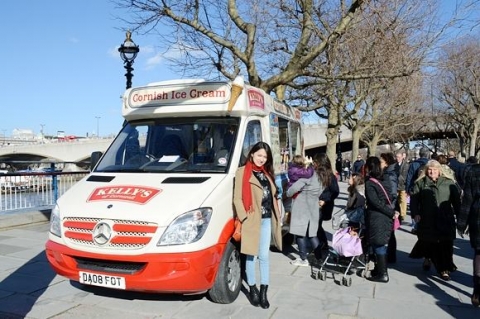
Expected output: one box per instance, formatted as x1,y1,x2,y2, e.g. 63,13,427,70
314,153,339,249
364,156,397,283
458,163,480,307
380,152,400,263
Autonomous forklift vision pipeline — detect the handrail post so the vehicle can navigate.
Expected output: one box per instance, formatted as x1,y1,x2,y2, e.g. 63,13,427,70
51,163,58,203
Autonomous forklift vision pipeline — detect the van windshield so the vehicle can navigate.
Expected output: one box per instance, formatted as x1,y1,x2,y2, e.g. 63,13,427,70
94,118,239,173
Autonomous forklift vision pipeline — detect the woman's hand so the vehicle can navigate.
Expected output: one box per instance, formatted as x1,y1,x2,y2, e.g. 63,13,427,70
394,211,400,219
318,200,325,207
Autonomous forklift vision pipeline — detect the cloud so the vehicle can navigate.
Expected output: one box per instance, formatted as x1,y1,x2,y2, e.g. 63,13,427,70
145,53,163,70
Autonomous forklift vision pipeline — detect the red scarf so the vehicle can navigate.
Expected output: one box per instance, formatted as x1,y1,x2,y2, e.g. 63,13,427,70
242,161,270,213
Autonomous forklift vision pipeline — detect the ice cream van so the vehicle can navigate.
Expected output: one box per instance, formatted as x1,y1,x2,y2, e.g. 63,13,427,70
45,76,304,303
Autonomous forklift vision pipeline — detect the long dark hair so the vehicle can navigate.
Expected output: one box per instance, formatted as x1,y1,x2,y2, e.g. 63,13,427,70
313,153,333,188
347,173,364,197
380,152,396,166
365,156,383,179
246,141,274,178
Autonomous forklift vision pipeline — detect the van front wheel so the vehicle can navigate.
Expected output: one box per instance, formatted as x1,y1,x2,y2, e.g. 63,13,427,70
208,241,241,304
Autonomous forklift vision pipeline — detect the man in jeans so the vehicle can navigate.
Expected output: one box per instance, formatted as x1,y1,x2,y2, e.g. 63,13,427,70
395,151,409,223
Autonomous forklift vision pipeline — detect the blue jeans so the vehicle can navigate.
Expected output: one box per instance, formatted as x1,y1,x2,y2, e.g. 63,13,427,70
246,218,271,286
371,244,387,255
296,229,320,260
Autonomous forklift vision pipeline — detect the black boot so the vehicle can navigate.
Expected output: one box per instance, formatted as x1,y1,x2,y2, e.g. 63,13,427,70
472,276,480,307
368,254,389,283
248,285,260,307
387,232,397,263
259,284,270,309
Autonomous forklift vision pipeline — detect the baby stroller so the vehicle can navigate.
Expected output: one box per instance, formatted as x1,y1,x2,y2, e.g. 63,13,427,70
312,207,369,287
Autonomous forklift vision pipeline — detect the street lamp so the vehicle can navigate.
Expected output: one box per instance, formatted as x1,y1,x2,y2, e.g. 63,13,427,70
118,31,140,89
337,130,342,159
95,116,101,138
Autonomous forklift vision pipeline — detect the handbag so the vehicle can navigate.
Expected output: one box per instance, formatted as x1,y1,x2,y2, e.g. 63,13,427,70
369,177,400,230
232,217,242,242
332,227,363,257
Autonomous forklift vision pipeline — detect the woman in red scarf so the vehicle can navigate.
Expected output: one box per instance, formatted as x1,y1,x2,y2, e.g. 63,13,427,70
233,142,282,309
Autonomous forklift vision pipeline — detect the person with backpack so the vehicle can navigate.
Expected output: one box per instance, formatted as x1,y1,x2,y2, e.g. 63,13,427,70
405,147,430,234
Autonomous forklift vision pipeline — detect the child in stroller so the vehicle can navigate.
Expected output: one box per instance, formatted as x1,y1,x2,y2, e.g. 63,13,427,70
312,173,368,286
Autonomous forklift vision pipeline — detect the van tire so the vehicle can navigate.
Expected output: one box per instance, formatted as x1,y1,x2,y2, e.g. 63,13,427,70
208,241,241,304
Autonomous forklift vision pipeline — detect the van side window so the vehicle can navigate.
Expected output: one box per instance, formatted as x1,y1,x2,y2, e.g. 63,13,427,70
240,120,262,165
289,122,301,156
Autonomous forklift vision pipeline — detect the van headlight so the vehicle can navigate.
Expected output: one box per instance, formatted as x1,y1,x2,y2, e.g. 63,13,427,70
157,208,212,246
49,204,62,237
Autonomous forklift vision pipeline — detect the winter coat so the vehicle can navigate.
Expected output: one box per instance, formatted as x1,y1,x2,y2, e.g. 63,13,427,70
233,166,283,256
395,160,409,191
410,176,461,243
286,172,323,237
318,173,339,221
458,164,480,249
383,164,399,210
365,177,395,246
353,159,365,174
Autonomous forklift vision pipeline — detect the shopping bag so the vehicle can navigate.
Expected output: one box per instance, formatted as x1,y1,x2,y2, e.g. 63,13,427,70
332,227,363,257
393,216,400,230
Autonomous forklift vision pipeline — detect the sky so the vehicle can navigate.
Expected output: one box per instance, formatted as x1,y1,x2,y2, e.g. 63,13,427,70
1,1,478,139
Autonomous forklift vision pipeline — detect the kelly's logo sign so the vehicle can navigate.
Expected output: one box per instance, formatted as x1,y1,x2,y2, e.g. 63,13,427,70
87,186,162,204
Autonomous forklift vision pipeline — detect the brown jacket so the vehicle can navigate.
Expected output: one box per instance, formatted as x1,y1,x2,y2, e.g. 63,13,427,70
233,166,282,255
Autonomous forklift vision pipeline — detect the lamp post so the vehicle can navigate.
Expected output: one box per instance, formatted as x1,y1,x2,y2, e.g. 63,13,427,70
40,124,45,142
95,116,101,138
337,130,343,181
118,31,140,89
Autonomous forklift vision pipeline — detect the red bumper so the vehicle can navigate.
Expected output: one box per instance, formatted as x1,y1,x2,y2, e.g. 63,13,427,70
45,240,225,293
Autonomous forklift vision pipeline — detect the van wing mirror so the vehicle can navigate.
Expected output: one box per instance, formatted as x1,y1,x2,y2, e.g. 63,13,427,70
90,151,103,171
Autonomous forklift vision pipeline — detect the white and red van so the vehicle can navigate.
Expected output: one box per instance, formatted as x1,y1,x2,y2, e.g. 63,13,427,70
45,76,304,303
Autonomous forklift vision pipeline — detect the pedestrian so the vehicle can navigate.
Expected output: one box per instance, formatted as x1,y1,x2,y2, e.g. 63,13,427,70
405,147,430,234
457,163,480,307
315,153,339,250
408,160,461,281
286,155,324,267
336,156,343,181
353,154,365,175
395,150,409,223
447,150,467,189
287,155,314,198
233,141,282,309
380,152,400,264
364,156,397,283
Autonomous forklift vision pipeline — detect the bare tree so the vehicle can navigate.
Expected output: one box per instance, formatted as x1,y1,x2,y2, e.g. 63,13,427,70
437,36,480,157
114,0,453,161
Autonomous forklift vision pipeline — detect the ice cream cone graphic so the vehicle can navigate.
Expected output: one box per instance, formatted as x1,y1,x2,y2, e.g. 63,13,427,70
227,76,245,112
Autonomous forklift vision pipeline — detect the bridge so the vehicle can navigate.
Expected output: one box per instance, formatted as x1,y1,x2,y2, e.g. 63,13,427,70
0,124,341,164
0,120,454,169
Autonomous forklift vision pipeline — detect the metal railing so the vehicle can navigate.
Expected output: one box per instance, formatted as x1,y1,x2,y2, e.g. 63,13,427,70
1,171,89,212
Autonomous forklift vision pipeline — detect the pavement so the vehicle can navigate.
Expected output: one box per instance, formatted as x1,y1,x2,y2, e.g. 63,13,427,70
0,181,479,318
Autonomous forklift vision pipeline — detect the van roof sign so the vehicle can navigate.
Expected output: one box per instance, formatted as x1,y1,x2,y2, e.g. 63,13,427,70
127,82,231,108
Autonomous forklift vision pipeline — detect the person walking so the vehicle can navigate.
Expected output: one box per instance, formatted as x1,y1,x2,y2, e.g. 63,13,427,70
457,163,480,307
286,156,324,267
233,142,282,309
395,151,409,223
408,160,461,281
315,153,339,250
364,156,397,283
